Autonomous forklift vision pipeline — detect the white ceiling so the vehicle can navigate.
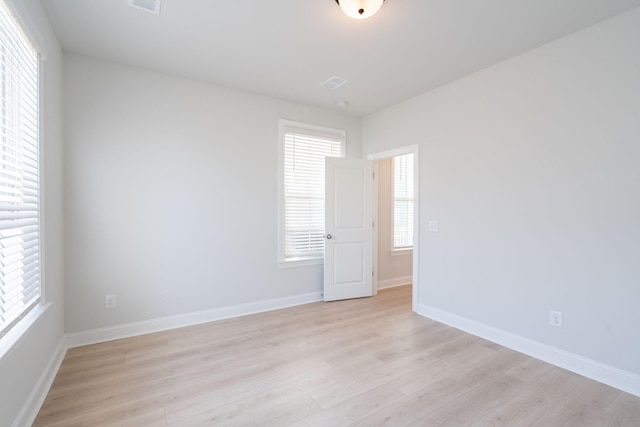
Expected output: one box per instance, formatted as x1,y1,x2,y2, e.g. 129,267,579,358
43,0,640,117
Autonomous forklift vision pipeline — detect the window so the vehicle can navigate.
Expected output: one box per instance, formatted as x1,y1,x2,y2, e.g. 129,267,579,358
393,153,414,249
0,0,41,340
279,120,344,265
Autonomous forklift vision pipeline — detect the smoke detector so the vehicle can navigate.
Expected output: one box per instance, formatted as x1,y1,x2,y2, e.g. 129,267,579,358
127,0,162,15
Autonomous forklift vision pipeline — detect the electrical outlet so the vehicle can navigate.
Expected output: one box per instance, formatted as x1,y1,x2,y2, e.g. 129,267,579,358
105,294,117,309
549,310,563,328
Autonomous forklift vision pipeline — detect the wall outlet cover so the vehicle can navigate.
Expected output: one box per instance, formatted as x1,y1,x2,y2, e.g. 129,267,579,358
549,310,563,328
105,294,117,309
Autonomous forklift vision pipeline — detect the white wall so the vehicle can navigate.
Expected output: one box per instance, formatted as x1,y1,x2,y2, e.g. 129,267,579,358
377,158,412,288
0,0,66,426
363,7,640,382
63,54,362,333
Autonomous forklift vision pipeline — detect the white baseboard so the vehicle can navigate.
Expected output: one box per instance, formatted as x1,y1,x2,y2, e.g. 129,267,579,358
418,303,640,398
378,275,412,290
13,337,67,427
65,292,323,349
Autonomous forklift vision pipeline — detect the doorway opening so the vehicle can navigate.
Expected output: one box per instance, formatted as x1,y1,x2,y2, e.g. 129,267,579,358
368,145,419,312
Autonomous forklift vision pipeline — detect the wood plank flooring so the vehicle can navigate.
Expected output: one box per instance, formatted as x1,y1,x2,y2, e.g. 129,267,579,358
34,286,640,426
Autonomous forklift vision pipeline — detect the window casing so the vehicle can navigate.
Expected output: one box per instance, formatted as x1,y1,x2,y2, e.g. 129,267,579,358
279,120,344,265
0,0,41,340
392,153,414,250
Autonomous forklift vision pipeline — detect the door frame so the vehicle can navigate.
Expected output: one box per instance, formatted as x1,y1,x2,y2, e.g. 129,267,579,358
367,145,419,313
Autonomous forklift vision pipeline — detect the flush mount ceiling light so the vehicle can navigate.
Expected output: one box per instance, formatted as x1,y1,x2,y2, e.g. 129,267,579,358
335,0,385,19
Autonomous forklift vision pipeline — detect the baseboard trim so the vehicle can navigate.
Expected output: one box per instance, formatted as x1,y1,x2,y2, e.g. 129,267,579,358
418,303,640,398
378,275,412,290
65,292,323,349
13,337,67,427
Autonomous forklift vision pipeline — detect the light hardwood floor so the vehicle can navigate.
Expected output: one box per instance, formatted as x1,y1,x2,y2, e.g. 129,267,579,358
34,286,640,426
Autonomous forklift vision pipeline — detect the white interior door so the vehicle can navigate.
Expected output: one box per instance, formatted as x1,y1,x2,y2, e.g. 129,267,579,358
324,157,374,301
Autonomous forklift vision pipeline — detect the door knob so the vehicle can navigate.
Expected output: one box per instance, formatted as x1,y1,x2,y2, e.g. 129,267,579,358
326,234,332,239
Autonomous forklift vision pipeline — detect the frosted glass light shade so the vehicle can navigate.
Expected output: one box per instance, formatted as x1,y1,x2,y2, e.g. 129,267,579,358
337,0,384,19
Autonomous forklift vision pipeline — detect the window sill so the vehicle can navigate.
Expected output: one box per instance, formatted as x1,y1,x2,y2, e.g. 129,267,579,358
391,248,413,257
0,302,50,362
278,258,323,269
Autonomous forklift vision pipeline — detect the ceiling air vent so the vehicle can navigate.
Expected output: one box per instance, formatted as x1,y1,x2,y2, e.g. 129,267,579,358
321,76,348,90
127,0,162,15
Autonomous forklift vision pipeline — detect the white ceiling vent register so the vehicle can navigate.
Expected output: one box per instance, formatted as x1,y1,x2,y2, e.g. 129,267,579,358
127,0,162,15
321,76,348,90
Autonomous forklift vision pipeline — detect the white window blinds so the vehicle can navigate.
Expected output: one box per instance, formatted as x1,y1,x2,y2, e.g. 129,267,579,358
282,122,344,261
0,0,40,338
393,153,414,249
